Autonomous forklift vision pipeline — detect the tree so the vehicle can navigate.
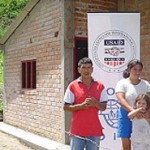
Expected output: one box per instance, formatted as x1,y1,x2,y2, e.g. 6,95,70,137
0,0,29,38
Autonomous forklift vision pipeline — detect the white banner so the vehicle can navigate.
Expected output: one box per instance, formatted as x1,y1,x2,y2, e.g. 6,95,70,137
88,13,140,150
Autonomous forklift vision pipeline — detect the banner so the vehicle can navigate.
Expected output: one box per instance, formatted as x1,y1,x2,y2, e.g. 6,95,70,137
88,13,140,150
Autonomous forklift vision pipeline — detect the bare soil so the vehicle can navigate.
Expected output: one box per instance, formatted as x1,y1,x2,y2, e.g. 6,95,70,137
0,131,35,150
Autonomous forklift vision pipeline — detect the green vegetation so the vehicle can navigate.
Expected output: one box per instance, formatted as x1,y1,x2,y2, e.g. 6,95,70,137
0,0,29,38
0,0,29,112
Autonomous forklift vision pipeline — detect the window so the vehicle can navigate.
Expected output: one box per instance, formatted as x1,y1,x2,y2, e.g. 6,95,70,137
22,60,36,89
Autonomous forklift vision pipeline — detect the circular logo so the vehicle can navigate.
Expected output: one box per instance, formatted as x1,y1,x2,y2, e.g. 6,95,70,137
92,30,136,73
100,99,120,129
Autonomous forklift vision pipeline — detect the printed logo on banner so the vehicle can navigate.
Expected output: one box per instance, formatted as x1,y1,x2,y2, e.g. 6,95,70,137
100,99,119,129
92,30,136,73
99,88,120,129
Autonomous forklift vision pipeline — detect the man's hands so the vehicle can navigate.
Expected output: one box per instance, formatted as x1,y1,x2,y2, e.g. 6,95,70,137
64,97,107,112
83,97,107,111
84,97,98,108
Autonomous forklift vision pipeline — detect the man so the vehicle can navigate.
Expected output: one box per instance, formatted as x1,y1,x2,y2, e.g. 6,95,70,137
63,57,108,150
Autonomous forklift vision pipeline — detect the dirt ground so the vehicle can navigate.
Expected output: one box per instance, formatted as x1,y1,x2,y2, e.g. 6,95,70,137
0,131,35,150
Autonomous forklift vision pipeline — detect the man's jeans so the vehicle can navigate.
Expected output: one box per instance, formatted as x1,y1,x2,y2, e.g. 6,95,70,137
70,136,100,150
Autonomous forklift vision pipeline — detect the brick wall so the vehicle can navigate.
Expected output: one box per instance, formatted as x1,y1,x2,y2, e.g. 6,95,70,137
74,0,118,37
118,0,150,81
4,0,63,142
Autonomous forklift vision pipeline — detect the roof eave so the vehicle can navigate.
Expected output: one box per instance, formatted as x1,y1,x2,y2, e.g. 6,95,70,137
0,0,40,48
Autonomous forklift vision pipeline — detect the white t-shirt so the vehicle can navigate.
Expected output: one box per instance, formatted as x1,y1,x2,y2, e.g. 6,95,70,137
115,78,150,107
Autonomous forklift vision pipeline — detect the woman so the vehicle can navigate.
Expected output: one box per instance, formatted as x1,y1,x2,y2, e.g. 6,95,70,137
115,59,150,150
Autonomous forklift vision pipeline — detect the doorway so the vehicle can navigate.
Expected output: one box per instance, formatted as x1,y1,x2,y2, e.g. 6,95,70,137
74,37,88,79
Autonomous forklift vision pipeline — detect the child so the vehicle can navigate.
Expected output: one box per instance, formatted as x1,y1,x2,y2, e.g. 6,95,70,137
128,94,150,150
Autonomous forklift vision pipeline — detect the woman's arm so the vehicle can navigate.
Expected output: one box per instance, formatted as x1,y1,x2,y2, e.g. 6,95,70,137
116,92,133,112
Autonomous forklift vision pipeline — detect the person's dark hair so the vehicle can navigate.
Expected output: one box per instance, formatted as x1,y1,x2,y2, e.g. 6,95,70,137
134,93,150,110
123,59,143,78
78,57,93,67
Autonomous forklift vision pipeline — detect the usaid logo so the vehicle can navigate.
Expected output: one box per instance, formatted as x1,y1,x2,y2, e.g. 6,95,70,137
104,39,124,46
92,30,136,73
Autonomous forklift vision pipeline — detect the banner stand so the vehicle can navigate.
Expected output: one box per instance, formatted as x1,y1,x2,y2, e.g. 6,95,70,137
88,12,140,150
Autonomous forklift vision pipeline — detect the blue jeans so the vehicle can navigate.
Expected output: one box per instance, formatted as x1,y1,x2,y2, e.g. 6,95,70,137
70,136,100,150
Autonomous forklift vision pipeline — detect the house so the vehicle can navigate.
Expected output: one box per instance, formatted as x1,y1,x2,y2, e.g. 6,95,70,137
0,0,150,145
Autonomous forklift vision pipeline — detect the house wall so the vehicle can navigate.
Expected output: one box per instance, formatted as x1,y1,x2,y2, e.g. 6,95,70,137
3,0,118,144
118,0,150,81
3,0,150,145
4,0,65,143
74,0,118,37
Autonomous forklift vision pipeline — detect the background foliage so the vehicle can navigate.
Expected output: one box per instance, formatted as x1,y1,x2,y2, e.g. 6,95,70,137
0,0,29,38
